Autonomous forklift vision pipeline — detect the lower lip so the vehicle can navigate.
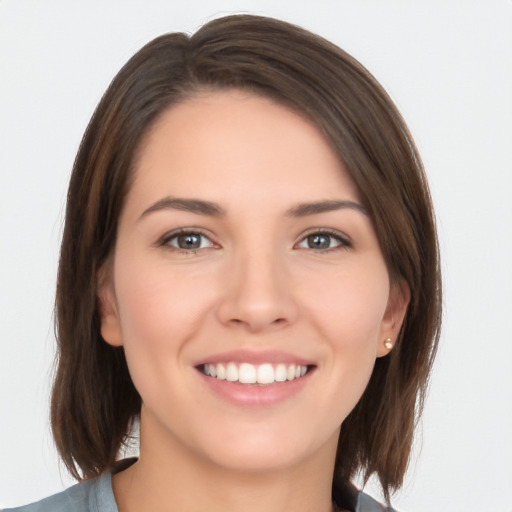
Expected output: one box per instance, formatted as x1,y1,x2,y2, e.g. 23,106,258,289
197,369,313,407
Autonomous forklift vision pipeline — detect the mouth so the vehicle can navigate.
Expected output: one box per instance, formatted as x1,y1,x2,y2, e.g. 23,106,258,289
196,362,314,385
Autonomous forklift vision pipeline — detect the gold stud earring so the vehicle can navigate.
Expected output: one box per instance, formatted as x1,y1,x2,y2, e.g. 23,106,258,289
384,338,393,350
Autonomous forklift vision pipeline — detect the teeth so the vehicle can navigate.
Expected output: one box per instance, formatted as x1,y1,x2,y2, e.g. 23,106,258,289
239,363,256,384
257,363,274,384
226,362,238,382
275,364,287,382
202,362,309,385
216,363,226,380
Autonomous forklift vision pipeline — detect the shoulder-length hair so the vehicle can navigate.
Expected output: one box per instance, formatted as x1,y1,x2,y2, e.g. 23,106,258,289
52,14,441,503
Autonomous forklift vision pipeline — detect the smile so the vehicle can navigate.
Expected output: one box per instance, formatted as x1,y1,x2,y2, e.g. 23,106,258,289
199,362,310,385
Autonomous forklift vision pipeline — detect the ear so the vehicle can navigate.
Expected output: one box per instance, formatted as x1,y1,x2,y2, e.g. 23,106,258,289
376,278,410,357
97,264,123,347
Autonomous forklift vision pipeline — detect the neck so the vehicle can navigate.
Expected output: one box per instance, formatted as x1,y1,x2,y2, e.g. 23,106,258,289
113,408,338,512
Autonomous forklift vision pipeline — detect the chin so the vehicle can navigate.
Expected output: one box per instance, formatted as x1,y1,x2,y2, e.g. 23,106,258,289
204,443,309,474
188,419,338,474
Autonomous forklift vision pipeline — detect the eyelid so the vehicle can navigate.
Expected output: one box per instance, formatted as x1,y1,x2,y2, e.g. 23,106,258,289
295,228,353,251
157,228,218,251
156,227,352,253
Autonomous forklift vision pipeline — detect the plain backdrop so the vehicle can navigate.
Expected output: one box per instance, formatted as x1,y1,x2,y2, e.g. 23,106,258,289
1,1,511,511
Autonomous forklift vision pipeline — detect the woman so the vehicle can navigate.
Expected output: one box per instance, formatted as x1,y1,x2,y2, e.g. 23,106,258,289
5,14,441,512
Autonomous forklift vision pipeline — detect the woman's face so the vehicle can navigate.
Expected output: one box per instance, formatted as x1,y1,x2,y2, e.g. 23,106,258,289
99,90,407,473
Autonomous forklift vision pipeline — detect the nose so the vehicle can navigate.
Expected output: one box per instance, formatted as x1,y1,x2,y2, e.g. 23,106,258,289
216,247,299,333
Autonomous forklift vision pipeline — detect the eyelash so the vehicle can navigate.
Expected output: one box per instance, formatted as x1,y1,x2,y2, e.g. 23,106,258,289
157,228,352,254
297,229,353,252
158,228,215,255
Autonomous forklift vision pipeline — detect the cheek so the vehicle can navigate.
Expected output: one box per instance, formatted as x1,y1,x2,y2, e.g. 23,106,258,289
112,256,214,389
115,251,213,332
301,260,390,414
308,262,390,350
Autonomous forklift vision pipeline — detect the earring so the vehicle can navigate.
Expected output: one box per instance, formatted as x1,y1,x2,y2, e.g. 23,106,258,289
384,338,393,350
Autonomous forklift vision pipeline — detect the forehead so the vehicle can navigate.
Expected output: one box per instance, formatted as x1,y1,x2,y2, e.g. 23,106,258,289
128,90,360,212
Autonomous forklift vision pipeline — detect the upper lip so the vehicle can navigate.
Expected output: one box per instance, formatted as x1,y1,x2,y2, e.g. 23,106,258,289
192,349,315,367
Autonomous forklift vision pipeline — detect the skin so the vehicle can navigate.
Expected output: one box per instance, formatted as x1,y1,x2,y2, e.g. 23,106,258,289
99,90,409,512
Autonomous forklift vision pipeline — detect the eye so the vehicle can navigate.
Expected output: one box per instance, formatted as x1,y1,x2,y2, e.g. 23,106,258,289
160,230,215,252
296,230,351,251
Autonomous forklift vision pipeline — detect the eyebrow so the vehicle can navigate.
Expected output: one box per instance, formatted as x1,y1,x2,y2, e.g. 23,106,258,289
138,196,368,220
285,200,368,217
139,197,226,220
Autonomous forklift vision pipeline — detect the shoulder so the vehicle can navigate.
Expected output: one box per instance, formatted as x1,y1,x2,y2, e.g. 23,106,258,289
354,490,398,512
2,472,117,512
334,480,399,512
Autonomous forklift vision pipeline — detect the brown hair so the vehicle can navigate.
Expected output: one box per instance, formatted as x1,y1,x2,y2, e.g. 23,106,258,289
52,14,441,503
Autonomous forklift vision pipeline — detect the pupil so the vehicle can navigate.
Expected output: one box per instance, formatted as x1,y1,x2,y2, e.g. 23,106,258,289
309,234,329,249
178,234,201,249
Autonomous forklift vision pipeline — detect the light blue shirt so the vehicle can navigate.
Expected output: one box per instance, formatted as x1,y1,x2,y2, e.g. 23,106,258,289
3,463,394,512
2,471,117,512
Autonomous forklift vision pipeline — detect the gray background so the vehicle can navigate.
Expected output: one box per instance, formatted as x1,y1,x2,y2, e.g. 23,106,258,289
1,1,511,510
